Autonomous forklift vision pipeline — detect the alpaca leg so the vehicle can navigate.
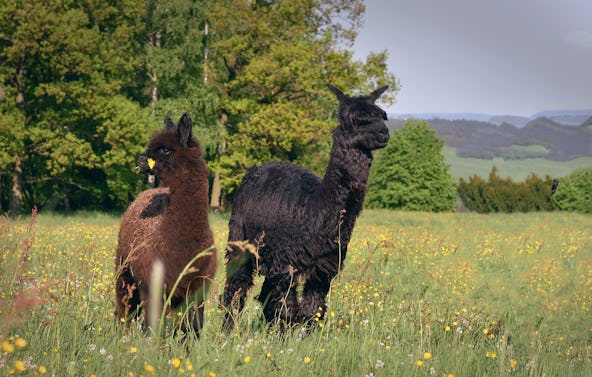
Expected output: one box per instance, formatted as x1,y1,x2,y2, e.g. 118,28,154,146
115,267,141,322
222,256,255,330
258,274,299,324
138,287,151,330
180,303,204,337
301,274,332,323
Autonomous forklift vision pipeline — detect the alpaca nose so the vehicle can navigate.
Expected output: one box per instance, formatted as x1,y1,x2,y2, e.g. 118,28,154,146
379,126,390,142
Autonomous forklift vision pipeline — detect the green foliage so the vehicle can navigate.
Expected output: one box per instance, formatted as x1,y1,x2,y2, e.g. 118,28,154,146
554,168,592,213
366,119,456,211
0,0,397,213
0,0,148,212
458,166,559,213
208,0,399,195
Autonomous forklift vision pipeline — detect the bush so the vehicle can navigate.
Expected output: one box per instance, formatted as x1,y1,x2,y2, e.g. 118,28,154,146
458,166,559,213
366,119,456,212
554,168,592,213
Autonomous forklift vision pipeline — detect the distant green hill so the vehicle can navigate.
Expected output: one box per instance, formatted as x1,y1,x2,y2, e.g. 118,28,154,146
387,116,592,181
388,117,591,161
443,146,592,181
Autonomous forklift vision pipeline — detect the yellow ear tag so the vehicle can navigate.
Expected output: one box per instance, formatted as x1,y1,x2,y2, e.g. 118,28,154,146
147,158,156,169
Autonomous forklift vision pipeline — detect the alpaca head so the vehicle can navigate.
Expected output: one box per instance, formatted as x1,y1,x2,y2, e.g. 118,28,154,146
138,113,202,186
328,84,390,151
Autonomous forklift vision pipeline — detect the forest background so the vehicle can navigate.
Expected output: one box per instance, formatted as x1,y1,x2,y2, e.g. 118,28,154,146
1,0,589,216
0,0,397,215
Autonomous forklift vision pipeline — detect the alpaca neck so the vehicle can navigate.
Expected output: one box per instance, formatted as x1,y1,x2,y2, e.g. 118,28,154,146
321,132,372,235
161,164,211,239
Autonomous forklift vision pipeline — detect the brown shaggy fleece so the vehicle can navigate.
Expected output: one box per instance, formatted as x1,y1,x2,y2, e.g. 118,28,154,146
115,113,216,335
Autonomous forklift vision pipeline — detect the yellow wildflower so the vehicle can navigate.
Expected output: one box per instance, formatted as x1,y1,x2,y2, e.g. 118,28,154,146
304,356,311,364
244,356,251,364
14,338,27,348
510,359,517,369
14,360,26,372
2,340,15,353
171,358,182,368
144,364,155,374
423,352,432,360
130,346,138,353
38,365,47,374
208,372,216,377
416,360,424,367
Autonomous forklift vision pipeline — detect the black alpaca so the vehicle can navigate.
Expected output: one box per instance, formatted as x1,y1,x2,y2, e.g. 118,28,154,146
223,84,389,329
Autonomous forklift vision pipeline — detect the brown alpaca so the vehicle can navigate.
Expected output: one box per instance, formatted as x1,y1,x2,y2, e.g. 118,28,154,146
115,113,217,334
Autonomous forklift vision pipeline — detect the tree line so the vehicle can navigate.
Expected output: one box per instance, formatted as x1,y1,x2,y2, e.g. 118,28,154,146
0,0,397,215
2,1,588,216
366,120,591,214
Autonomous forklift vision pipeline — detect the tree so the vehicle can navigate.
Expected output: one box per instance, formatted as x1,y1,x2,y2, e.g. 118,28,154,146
458,175,488,212
0,0,152,213
366,119,456,211
554,168,592,214
141,0,225,208
0,0,400,214
205,0,399,199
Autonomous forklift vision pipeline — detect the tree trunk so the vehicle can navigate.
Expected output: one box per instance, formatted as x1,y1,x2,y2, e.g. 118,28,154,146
209,114,227,211
148,28,161,110
209,139,226,211
209,170,222,211
62,182,71,211
8,155,24,217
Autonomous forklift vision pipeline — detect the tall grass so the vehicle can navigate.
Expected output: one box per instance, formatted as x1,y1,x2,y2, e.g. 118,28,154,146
0,209,590,376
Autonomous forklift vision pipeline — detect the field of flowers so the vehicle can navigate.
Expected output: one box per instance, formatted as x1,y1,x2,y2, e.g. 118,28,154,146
0,209,591,376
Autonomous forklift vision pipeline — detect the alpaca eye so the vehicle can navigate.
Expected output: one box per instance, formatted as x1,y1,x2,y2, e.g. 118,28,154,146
158,147,173,156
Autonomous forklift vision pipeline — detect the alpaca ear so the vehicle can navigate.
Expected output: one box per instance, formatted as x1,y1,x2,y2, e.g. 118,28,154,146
369,85,389,102
165,116,176,131
177,113,193,148
327,83,348,102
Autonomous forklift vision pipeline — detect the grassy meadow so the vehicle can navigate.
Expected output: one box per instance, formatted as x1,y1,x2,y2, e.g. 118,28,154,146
1,209,591,376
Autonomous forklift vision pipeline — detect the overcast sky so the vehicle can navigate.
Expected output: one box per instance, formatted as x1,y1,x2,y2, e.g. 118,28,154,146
353,0,592,116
